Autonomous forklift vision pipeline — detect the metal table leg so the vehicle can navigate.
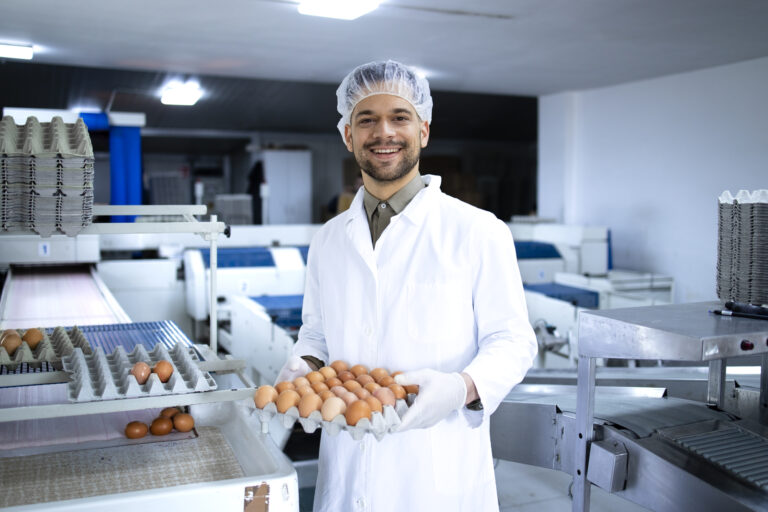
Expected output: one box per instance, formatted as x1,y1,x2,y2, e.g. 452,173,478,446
573,355,596,512
760,354,768,426
707,359,726,407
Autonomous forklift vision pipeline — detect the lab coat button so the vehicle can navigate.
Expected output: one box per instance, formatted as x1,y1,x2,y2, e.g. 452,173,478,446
356,497,365,509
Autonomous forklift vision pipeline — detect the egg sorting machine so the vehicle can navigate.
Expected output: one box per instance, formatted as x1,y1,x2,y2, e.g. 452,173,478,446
491,301,768,512
0,206,300,511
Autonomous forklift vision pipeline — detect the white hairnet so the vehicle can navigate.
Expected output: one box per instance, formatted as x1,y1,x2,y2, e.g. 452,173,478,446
336,60,433,139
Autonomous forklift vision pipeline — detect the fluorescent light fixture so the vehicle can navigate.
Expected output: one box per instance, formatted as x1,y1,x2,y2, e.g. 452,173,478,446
160,80,203,106
298,0,380,20
0,43,34,60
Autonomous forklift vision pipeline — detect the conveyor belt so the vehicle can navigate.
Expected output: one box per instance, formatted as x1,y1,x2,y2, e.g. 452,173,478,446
0,265,130,328
666,424,768,491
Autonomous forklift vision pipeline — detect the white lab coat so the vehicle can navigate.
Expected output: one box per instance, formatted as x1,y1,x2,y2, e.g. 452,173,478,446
294,175,537,512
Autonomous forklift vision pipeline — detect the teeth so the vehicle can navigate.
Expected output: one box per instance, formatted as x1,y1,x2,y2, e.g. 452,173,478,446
372,149,399,154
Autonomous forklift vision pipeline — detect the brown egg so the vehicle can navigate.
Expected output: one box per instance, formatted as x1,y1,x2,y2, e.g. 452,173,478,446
378,375,395,387
276,389,301,413
298,393,323,418
311,381,329,393
319,366,337,379
275,381,296,393
153,360,174,383
345,400,372,426
330,385,347,397
404,385,420,395
321,396,347,421
337,370,355,383
356,374,375,386
305,371,324,384
350,364,368,377
391,371,403,378
173,413,195,432
354,388,370,400
319,389,335,401
343,380,362,392
131,362,151,385
1,329,16,340
296,385,314,397
364,395,383,414
1,332,22,357
254,385,279,408
125,421,148,439
340,391,358,406
373,387,397,406
21,328,44,350
388,383,406,400
293,376,310,388
364,382,381,393
160,407,181,418
329,360,348,374
324,377,342,388
150,417,173,436
370,367,389,382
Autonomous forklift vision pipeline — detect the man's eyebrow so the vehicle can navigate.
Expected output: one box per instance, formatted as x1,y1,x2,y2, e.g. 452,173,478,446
391,108,413,116
354,107,414,119
355,109,374,118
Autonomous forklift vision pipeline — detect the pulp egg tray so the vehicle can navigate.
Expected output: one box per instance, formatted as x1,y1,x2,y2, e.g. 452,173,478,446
61,342,217,402
0,326,92,370
254,399,410,442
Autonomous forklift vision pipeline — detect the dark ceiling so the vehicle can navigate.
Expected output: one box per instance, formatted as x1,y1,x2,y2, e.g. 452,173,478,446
0,60,537,151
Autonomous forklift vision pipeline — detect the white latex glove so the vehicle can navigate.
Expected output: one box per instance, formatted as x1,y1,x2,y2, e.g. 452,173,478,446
394,369,467,431
274,355,312,385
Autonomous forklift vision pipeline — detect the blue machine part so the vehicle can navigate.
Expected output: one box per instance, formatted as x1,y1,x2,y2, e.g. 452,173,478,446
47,320,196,355
250,294,304,330
514,241,561,259
523,283,599,309
298,245,309,264
200,247,276,268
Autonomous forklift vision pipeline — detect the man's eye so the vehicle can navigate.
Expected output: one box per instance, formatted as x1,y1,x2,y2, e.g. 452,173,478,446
395,116,410,122
358,119,373,125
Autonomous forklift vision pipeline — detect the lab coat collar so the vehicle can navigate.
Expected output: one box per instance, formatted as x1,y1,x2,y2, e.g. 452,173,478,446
345,174,441,227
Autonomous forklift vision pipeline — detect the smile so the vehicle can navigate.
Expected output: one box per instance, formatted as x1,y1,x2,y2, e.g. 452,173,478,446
371,148,400,154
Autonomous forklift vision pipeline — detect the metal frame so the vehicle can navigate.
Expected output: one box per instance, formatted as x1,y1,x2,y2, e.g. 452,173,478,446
573,301,768,511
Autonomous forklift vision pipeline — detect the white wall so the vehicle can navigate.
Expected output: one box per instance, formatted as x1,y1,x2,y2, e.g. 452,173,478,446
539,57,768,303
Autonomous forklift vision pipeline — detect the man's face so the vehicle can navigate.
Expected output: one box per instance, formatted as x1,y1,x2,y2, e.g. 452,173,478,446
344,94,430,183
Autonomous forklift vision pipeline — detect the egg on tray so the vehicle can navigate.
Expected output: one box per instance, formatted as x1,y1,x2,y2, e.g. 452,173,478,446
173,413,195,432
152,360,174,383
21,328,44,350
131,362,151,385
1,330,22,356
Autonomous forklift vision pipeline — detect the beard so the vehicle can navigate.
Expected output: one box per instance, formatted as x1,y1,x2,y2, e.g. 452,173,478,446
354,138,421,183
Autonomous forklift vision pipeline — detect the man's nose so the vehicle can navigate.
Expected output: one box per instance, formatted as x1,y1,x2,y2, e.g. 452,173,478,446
373,119,396,138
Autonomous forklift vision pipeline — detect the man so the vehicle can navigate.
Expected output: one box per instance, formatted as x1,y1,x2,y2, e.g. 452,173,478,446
277,60,537,511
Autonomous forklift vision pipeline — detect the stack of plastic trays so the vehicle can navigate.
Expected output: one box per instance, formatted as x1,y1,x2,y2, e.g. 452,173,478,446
717,190,768,305
0,116,94,236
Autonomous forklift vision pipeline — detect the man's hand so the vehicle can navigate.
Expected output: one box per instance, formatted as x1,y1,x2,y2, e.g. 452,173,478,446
393,369,467,431
274,355,312,385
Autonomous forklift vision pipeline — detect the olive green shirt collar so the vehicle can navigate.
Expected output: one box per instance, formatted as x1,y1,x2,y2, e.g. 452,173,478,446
362,173,425,245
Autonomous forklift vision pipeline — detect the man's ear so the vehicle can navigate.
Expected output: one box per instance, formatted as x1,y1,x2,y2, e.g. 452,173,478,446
344,125,354,152
420,121,430,148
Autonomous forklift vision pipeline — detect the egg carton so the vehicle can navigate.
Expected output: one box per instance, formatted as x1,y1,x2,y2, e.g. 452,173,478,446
253,398,411,442
61,342,217,402
0,326,92,370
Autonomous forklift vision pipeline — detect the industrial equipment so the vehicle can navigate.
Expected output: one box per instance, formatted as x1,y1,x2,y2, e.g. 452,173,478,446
492,302,768,512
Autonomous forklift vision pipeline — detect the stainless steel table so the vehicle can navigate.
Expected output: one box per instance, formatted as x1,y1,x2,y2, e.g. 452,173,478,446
573,301,768,511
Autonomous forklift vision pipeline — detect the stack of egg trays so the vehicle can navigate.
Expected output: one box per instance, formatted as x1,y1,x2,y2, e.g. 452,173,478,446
61,342,217,402
0,116,94,236
717,191,768,305
254,399,410,442
0,326,92,370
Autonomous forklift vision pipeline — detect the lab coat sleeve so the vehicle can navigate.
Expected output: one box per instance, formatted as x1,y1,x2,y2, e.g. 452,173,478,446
461,216,537,426
294,234,330,365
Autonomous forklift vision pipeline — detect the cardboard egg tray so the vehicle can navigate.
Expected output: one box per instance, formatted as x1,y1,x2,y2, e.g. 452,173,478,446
0,326,92,370
253,398,411,442
61,342,217,402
